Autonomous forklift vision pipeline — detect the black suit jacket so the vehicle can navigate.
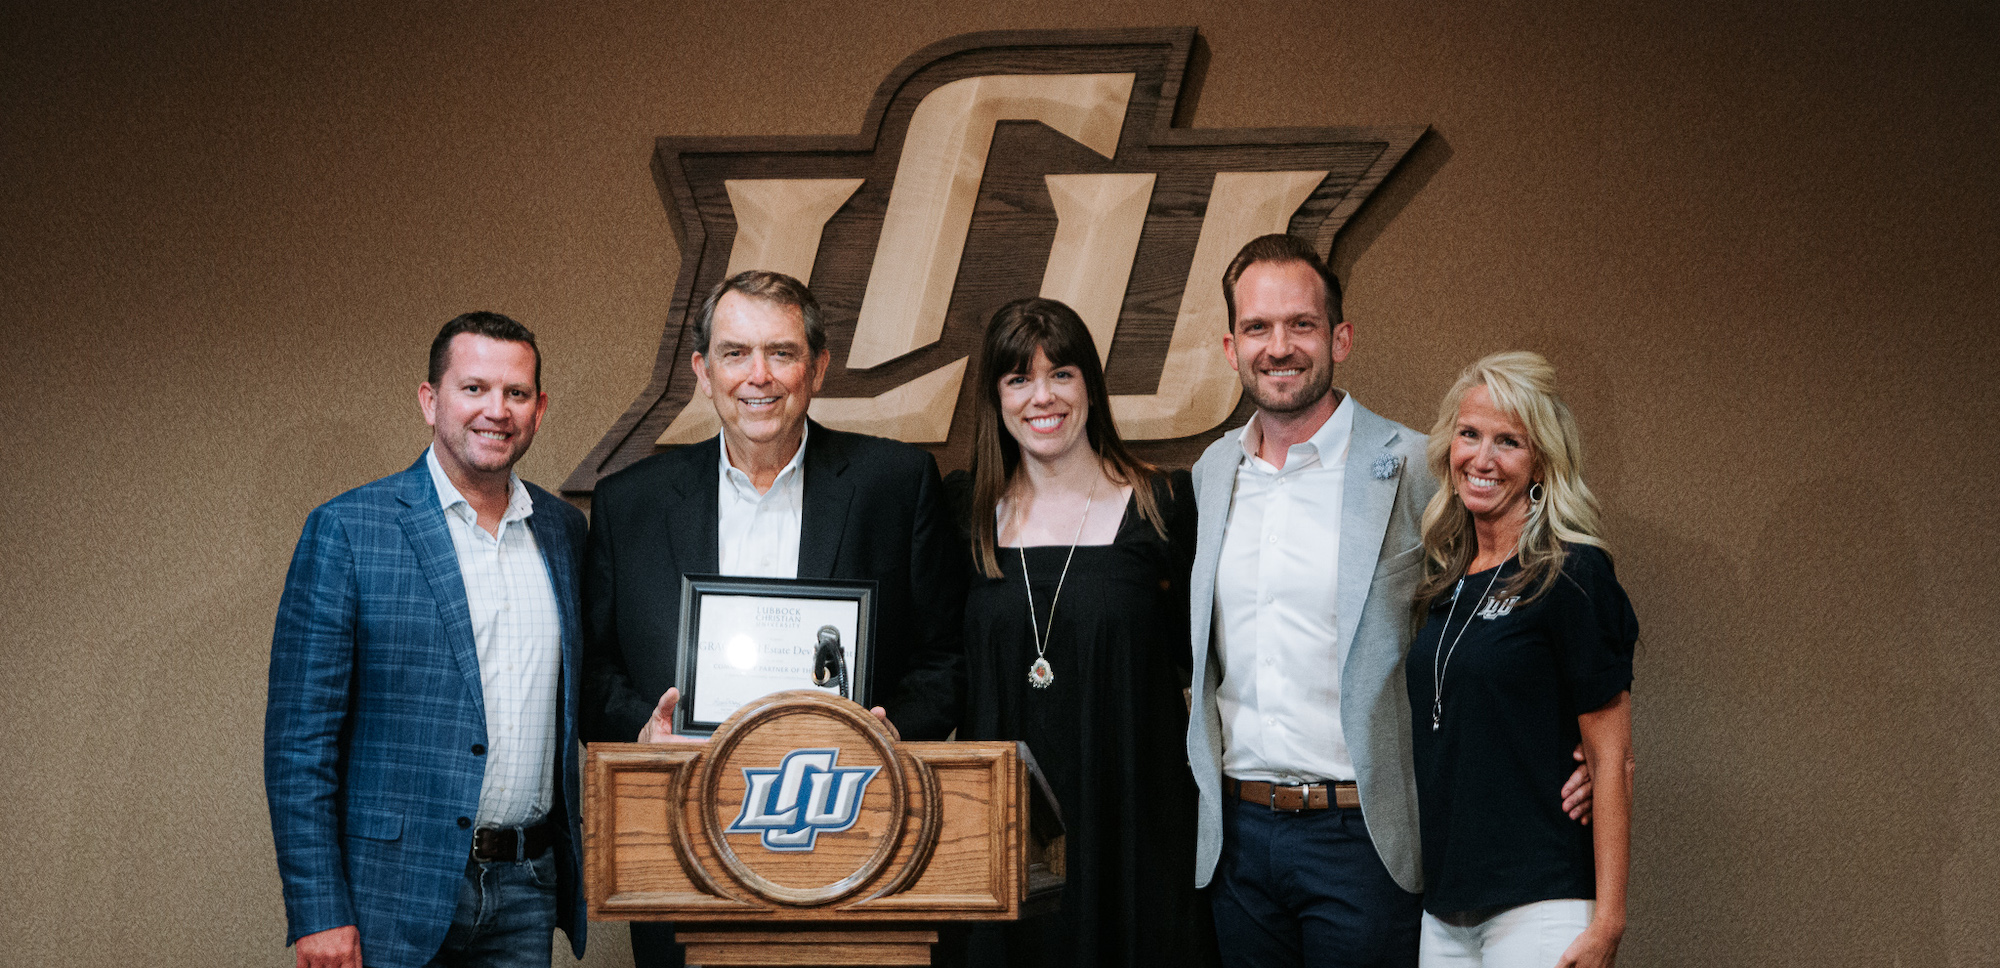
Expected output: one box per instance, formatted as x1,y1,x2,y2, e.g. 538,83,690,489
582,422,966,742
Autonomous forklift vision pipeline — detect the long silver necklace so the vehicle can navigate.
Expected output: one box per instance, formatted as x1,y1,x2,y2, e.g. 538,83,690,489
1430,562,1505,732
1015,483,1095,690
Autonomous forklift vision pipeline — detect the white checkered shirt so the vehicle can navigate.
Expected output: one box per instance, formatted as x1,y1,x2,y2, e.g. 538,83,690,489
426,447,561,828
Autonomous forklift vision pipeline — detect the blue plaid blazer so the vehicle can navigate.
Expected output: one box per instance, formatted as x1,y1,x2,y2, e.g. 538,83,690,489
264,456,588,967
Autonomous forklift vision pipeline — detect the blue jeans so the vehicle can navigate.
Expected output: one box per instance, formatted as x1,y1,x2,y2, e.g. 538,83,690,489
420,850,558,968
1211,796,1422,968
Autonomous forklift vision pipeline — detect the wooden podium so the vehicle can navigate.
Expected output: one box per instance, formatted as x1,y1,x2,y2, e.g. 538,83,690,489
584,690,1064,966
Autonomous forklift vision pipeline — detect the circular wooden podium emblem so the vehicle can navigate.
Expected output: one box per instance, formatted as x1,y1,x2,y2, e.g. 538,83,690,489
696,690,908,905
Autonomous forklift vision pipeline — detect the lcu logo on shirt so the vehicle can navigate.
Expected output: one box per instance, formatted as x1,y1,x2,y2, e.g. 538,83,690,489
1477,596,1520,620
725,748,880,851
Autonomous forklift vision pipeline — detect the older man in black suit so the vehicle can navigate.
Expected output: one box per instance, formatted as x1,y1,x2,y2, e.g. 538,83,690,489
581,270,966,968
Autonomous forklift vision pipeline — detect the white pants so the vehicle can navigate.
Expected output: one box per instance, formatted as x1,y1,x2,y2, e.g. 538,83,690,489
1418,898,1596,968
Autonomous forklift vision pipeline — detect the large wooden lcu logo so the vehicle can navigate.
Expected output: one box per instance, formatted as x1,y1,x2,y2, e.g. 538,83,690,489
565,27,1424,492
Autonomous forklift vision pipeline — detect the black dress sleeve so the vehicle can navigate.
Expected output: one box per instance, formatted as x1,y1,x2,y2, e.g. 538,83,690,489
1549,544,1639,714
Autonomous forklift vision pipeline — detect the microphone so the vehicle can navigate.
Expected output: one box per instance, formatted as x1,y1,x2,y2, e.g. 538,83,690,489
812,625,848,700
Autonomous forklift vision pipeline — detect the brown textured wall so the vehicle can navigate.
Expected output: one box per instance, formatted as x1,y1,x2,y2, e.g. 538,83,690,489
2,1,1994,965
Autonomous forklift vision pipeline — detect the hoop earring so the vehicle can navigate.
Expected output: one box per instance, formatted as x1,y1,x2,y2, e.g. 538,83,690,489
1528,481,1545,503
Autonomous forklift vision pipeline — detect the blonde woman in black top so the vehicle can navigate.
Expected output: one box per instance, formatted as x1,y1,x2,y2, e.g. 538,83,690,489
1408,352,1636,968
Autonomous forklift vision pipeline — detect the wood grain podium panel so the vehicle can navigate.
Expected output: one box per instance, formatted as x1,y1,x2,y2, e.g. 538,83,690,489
583,690,1061,935
676,928,941,966
846,745,1009,911
586,747,757,913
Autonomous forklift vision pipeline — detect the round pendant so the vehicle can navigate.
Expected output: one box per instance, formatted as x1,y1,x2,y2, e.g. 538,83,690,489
1028,657,1055,689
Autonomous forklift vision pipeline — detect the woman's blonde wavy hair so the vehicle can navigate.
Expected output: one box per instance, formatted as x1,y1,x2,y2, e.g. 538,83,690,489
1415,351,1606,613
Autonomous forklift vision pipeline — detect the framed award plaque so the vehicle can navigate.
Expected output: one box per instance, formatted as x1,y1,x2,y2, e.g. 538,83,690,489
673,575,877,736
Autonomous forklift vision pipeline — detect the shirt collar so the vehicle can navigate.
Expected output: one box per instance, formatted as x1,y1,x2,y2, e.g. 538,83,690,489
718,422,809,496
1238,390,1356,471
426,446,534,526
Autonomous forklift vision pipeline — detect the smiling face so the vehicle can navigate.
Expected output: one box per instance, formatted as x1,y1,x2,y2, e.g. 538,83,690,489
693,290,828,458
1224,259,1353,419
1450,384,1540,527
419,333,547,490
997,347,1091,465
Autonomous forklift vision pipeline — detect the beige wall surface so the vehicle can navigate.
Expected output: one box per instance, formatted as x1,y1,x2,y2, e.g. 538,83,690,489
2,1,1994,965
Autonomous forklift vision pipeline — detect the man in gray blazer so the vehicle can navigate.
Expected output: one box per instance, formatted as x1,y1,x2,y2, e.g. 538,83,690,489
1186,233,1430,967
1187,235,1593,967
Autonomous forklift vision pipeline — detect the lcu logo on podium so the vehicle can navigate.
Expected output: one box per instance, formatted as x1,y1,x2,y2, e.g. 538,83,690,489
726,748,881,851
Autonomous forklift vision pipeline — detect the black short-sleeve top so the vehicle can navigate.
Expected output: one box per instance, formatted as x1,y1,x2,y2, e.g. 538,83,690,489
1406,543,1637,916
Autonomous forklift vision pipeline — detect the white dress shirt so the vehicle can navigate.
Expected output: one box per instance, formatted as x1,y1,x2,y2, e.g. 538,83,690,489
716,425,807,578
1213,393,1357,783
426,447,561,828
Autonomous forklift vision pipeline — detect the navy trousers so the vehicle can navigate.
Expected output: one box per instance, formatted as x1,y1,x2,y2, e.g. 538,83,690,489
1210,795,1422,968
630,923,686,968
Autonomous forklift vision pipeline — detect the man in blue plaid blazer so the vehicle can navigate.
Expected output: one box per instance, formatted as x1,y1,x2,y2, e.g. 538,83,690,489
266,313,588,968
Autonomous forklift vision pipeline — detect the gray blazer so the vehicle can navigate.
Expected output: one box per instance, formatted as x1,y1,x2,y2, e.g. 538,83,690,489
1186,399,1439,893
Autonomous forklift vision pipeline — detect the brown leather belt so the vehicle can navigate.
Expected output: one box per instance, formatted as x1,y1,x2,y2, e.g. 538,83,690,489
1225,777,1361,811
471,820,557,862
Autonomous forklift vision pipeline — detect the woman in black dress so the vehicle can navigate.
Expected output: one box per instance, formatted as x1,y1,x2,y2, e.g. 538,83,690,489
1408,352,1635,968
948,298,1214,968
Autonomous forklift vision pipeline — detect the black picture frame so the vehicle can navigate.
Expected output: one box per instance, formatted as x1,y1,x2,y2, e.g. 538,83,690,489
673,575,878,737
